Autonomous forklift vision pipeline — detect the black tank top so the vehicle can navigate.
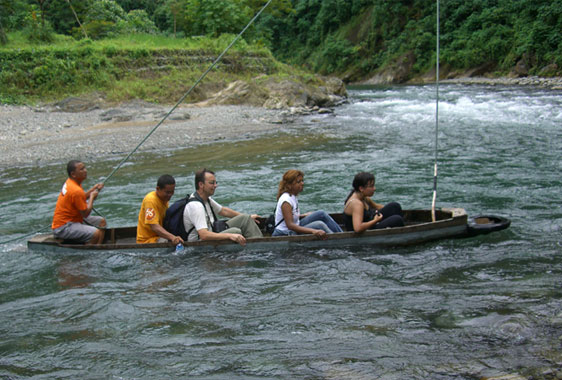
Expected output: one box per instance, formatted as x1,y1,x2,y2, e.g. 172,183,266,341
343,204,376,231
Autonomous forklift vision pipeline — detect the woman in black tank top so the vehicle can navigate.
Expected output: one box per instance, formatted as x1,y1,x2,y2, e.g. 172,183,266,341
343,172,404,232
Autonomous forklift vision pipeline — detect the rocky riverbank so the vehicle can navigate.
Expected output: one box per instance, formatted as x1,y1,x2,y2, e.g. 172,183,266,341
2,74,560,169
0,73,349,169
439,75,562,89
0,100,316,168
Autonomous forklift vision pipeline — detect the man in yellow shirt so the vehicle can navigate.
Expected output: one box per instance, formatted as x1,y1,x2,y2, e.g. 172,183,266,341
137,174,184,244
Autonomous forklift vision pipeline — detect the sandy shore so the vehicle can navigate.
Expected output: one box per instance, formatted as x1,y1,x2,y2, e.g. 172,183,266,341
0,101,297,168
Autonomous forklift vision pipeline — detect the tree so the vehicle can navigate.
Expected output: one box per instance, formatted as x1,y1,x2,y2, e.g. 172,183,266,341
182,0,252,37
124,9,158,34
0,0,11,44
0,18,7,45
165,0,184,37
86,0,128,23
23,1,56,42
66,0,89,38
35,0,48,28
82,0,128,38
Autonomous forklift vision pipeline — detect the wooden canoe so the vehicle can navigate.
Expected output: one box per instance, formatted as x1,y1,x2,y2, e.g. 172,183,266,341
27,208,510,253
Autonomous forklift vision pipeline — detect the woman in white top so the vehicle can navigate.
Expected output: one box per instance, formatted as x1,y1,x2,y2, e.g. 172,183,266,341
272,169,342,239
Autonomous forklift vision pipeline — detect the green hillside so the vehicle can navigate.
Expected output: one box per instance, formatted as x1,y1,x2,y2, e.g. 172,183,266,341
0,33,315,104
263,0,562,81
1,0,560,99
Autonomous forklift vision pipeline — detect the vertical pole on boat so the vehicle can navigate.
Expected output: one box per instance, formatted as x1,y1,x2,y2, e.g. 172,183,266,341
432,0,440,222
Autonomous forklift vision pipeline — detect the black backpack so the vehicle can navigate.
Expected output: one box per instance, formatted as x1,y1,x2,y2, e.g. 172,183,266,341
163,195,192,241
163,193,220,240
265,213,283,234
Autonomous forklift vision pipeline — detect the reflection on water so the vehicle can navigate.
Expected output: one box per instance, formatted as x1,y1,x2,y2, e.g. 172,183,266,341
0,85,561,379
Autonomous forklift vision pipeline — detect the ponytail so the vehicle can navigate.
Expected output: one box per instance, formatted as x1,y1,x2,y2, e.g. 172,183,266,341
345,172,375,204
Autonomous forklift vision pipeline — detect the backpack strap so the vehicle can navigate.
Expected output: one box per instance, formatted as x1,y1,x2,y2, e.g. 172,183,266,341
187,192,219,240
275,195,297,229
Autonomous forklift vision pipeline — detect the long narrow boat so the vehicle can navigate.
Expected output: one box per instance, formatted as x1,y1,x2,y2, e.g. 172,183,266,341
27,208,510,253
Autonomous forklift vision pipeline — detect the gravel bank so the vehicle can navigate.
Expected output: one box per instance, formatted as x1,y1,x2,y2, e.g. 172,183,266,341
441,75,562,89
0,101,297,168
2,76,559,169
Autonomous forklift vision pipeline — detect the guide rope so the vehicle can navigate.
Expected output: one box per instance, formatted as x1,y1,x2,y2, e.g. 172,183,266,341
102,0,273,185
0,227,50,245
0,0,273,246
431,0,440,222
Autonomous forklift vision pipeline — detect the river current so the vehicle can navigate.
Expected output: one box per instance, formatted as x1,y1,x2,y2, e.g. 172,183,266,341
0,85,561,379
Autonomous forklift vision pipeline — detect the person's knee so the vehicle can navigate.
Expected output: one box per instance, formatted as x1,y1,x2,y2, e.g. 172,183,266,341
318,222,331,233
313,210,329,219
388,202,402,213
230,213,251,226
388,215,404,227
307,221,330,232
99,218,107,228
88,228,104,245
222,227,242,235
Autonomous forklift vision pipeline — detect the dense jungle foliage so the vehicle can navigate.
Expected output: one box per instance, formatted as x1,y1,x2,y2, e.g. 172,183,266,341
1,0,561,82
264,0,562,79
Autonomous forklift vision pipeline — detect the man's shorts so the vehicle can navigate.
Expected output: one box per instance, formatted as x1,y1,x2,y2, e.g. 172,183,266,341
52,215,104,243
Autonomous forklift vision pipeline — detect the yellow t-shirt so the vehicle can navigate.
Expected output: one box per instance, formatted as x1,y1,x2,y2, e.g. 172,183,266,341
136,191,168,244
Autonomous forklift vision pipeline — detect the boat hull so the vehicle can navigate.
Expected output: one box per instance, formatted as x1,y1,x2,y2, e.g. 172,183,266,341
28,208,503,253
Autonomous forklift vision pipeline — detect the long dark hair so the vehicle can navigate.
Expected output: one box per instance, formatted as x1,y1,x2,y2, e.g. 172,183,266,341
344,172,375,203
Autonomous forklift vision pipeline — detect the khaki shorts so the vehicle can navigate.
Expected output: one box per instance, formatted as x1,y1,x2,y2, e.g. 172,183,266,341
52,215,104,243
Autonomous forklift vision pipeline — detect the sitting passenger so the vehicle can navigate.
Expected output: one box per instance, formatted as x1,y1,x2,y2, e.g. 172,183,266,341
343,172,404,232
182,168,263,246
272,170,343,239
51,160,106,245
137,174,184,245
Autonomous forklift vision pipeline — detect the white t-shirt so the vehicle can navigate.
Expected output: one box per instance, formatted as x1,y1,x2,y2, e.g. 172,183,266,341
274,192,299,232
182,193,223,242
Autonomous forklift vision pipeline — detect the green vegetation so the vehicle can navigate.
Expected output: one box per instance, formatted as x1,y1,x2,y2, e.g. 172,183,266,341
0,32,294,104
263,0,562,79
0,0,560,104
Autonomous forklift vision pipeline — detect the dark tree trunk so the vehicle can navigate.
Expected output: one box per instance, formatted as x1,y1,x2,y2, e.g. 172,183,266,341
0,16,7,45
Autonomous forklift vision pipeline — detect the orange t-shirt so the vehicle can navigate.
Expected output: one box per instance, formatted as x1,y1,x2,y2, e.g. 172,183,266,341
136,191,168,244
52,178,87,229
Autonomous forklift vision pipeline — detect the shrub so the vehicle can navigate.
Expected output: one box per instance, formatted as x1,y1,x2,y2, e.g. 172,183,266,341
22,9,54,43
122,10,158,35
316,35,357,73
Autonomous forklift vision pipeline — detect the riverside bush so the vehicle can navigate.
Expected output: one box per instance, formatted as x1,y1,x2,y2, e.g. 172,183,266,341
0,33,292,104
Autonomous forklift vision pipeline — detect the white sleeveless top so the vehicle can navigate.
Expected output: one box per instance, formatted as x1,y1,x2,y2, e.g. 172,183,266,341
274,192,299,232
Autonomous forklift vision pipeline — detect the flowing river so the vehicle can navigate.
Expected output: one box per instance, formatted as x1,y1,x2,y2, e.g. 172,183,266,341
0,85,560,379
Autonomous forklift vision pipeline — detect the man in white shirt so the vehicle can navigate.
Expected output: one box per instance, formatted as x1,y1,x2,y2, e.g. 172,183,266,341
183,168,263,246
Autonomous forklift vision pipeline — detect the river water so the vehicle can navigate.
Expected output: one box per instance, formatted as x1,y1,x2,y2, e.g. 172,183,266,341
0,85,561,379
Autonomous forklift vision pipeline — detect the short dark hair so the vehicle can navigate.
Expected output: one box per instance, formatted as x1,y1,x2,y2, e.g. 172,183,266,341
66,160,82,177
352,172,375,191
157,174,175,189
194,168,214,190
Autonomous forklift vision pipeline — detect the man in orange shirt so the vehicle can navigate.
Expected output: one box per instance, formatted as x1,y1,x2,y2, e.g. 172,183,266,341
52,160,106,244
137,174,184,244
